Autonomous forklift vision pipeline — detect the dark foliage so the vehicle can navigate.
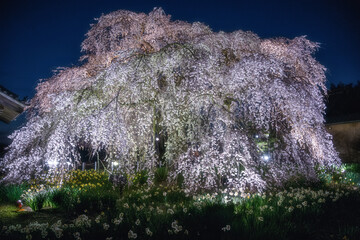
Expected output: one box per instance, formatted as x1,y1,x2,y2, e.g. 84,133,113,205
326,81,360,123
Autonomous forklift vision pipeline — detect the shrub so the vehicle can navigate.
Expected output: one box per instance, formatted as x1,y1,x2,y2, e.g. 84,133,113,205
43,170,120,214
316,164,360,186
73,188,119,214
131,170,149,186
345,163,360,174
22,189,48,211
64,169,112,190
0,183,28,203
49,187,78,211
154,167,168,184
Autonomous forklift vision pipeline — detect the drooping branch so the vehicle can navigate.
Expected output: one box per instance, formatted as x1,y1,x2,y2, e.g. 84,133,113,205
1,8,340,193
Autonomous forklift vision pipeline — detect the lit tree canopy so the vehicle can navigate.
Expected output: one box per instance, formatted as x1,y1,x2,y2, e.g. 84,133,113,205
1,8,340,192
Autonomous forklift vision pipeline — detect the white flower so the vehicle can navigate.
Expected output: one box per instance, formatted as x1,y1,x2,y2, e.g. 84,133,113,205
156,207,163,214
73,232,81,239
171,220,178,229
246,209,253,214
145,228,153,236
113,218,122,225
74,214,91,228
135,219,141,226
258,217,264,221
222,225,231,232
103,223,110,230
54,230,63,239
167,208,174,215
128,230,137,239
41,230,48,238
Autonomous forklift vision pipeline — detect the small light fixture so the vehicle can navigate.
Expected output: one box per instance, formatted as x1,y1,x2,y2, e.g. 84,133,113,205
16,200,24,211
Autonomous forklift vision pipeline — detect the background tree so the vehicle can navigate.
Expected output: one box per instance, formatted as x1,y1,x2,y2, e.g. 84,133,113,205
326,81,360,123
1,8,340,192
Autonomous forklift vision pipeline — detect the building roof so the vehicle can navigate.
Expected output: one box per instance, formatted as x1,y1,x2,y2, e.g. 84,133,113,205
0,86,27,124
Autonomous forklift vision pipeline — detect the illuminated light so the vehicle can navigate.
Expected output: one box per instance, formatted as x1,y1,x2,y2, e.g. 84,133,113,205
48,159,58,167
16,200,24,211
255,135,259,139
113,161,119,166
262,154,270,161
155,137,160,141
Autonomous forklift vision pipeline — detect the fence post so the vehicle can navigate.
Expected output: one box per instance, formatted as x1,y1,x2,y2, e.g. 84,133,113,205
82,162,85,171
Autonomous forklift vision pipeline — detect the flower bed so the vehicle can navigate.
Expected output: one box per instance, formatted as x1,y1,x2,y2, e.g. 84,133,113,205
1,165,360,239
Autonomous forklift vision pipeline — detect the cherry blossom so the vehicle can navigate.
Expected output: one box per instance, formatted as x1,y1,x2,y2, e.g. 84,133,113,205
1,8,340,192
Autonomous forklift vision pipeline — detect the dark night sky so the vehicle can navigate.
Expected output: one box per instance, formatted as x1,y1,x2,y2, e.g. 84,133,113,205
0,0,359,143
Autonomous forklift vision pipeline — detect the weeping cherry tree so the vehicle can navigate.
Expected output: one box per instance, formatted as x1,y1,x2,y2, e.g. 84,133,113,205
1,8,340,192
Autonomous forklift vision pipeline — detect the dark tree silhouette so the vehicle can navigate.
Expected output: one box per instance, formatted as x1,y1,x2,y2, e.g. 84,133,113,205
326,81,360,123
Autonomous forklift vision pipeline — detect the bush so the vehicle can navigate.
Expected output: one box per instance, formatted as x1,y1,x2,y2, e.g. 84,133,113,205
50,187,78,211
345,163,360,174
22,189,48,211
131,170,149,186
154,167,168,184
316,164,360,186
72,188,119,214
64,169,112,190
0,183,28,203
43,170,120,214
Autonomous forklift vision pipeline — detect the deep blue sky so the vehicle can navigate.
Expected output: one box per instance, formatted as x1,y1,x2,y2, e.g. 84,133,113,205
0,0,359,143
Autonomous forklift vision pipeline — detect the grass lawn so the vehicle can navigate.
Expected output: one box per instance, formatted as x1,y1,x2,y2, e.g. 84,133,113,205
0,204,72,227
